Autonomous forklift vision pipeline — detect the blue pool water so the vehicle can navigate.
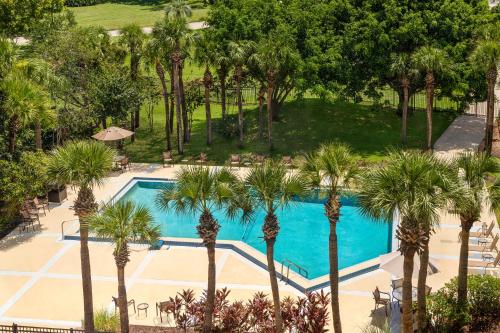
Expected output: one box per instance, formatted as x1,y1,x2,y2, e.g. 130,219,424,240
118,180,391,279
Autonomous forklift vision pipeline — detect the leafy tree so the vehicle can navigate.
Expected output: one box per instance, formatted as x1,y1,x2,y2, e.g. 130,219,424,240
0,37,15,80
470,27,500,155
245,161,309,333
89,201,160,333
47,140,114,333
156,166,251,333
165,0,192,20
301,143,357,333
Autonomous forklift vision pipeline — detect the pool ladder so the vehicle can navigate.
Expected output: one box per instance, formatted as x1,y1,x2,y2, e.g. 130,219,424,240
280,259,309,283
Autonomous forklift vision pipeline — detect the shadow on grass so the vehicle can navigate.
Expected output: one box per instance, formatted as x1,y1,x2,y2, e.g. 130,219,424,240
110,0,166,5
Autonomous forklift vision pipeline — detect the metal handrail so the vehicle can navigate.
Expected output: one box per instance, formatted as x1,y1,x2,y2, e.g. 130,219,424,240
60,219,79,239
280,258,309,283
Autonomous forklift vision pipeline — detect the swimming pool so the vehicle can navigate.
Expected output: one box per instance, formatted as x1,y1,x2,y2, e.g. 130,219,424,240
118,180,392,279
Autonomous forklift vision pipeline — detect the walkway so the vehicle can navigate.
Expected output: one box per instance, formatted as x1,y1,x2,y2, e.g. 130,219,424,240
434,115,485,159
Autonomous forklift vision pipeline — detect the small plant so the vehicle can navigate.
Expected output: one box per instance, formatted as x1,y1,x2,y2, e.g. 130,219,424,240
93,309,119,333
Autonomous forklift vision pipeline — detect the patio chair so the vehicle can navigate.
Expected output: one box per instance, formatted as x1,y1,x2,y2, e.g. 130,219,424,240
196,153,207,165
282,155,293,168
32,197,48,214
468,251,500,274
163,151,173,168
156,300,175,323
229,154,241,169
469,234,498,254
470,221,495,239
120,157,130,172
253,154,265,166
372,287,391,316
391,278,403,290
19,210,39,232
112,296,136,314
425,285,432,296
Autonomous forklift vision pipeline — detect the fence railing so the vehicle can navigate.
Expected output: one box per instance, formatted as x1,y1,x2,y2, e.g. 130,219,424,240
0,324,107,333
464,101,500,118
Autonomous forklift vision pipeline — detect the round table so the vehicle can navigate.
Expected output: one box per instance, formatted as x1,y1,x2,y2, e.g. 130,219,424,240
137,303,149,317
392,287,417,302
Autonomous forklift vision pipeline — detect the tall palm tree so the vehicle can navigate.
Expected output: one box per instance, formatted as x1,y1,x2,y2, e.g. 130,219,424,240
165,0,192,20
413,47,447,151
470,30,500,155
390,53,418,146
451,153,500,307
47,140,114,333
213,45,231,121
357,151,455,333
0,37,14,80
119,24,146,130
156,166,251,333
257,85,266,141
89,201,160,333
228,41,255,148
301,143,358,333
245,160,309,333
147,22,174,152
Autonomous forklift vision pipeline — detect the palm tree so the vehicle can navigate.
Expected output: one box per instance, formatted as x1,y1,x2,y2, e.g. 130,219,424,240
0,37,14,80
89,201,160,333
119,24,146,130
301,143,358,333
245,160,309,333
165,0,192,20
357,151,455,333
413,47,447,151
228,41,255,148
389,53,418,146
147,22,174,152
470,30,500,155
47,140,114,333
156,166,251,333
257,85,266,141
451,153,500,307
213,45,231,121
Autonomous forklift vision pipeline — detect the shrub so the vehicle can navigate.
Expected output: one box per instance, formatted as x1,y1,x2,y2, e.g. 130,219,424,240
94,309,119,332
427,275,500,332
214,114,248,140
64,0,105,7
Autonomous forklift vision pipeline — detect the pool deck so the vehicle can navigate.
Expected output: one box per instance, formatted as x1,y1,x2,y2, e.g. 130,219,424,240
1,163,499,332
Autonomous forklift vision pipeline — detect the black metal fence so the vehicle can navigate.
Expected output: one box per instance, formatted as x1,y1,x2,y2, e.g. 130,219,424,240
0,324,107,333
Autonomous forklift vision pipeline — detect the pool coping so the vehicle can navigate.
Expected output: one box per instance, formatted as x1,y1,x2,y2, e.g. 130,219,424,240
63,176,395,293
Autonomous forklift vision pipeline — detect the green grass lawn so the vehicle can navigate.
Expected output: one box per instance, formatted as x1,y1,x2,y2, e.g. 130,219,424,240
123,98,456,165
71,2,208,30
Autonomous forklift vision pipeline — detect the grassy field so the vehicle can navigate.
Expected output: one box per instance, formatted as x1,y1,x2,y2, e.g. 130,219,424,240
123,98,456,165
70,2,208,30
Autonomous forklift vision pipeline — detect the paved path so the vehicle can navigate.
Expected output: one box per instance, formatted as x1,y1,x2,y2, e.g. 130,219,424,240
434,115,485,159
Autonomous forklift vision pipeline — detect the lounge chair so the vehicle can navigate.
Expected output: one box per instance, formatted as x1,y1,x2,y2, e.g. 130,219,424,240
163,151,173,167
112,296,136,314
470,221,495,239
282,155,292,168
372,287,391,316
229,154,241,169
120,157,130,172
253,154,265,166
469,234,498,254
468,251,500,274
196,153,207,165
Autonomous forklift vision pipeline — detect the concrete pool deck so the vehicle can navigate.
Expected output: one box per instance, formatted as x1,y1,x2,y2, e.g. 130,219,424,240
1,162,499,332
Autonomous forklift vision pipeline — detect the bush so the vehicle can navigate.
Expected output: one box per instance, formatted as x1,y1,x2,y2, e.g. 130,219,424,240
427,275,500,332
214,114,248,140
64,0,105,7
94,309,119,332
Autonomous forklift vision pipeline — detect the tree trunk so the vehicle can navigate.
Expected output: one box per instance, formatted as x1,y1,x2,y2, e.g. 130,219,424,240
401,78,409,146
35,119,42,150
266,237,283,333
485,66,497,155
236,66,244,148
417,232,430,332
130,112,135,143
425,72,434,151
203,66,213,146
101,116,107,129
258,86,265,141
172,53,183,155
267,72,275,151
155,61,171,151
457,216,473,306
116,264,129,333
179,64,189,143
202,242,216,333
131,52,140,129
326,194,342,333
8,115,19,154
402,250,416,333
169,65,175,134
219,68,227,120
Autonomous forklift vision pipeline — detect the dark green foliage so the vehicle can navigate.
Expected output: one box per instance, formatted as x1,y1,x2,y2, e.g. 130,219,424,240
427,275,500,332
65,0,105,7
214,114,246,140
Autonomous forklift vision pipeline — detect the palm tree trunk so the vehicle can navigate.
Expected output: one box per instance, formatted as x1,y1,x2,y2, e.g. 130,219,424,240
425,72,434,151
116,264,129,333
203,66,212,146
179,64,189,143
401,78,409,146
172,53,183,155
402,249,416,333
457,216,473,306
130,112,135,143
258,86,265,141
131,53,140,129
169,65,175,134
35,119,42,150
485,66,497,155
202,242,216,333
417,233,430,332
155,61,171,151
263,212,282,333
8,115,19,154
219,68,227,120
326,195,342,333
101,116,107,129
236,66,243,148
267,72,275,151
